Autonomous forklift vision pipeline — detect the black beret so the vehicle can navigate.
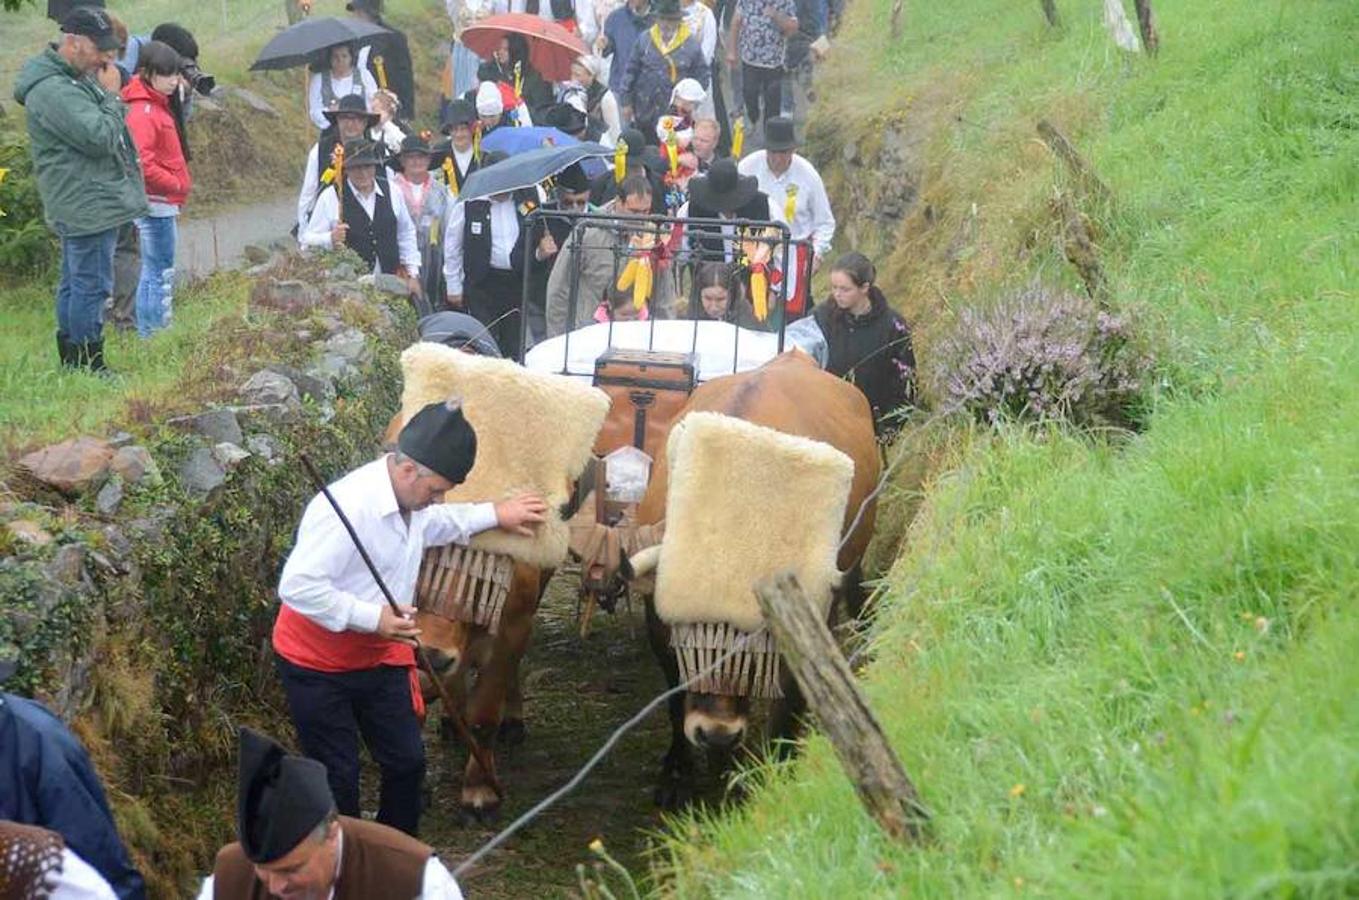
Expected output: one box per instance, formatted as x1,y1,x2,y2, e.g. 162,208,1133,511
397,400,478,484
237,728,335,864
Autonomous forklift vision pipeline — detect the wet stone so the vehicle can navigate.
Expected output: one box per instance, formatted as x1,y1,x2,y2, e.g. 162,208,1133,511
177,447,227,496
168,409,244,446
240,370,301,408
95,477,124,516
212,442,252,470
109,445,162,486
44,544,86,586
19,436,114,496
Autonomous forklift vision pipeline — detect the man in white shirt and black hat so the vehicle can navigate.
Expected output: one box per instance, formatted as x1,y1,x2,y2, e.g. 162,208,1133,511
271,401,547,839
737,115,835,319
301,138,421,293
297,95,380,235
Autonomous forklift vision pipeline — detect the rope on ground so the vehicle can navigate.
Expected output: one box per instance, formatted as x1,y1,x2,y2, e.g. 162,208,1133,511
452,631,759,878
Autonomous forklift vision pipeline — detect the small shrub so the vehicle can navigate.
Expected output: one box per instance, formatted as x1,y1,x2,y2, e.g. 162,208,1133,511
933,283,1153,431
0,127,58,279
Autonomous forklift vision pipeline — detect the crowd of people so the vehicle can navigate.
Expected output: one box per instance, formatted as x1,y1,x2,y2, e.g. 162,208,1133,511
8,1,918,894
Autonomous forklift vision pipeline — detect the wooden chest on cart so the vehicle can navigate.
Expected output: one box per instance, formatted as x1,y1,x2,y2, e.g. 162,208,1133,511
592,348,698,460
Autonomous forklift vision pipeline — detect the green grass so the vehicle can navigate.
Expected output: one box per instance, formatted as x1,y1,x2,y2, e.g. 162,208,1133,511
0,272,261,455
657,0,1359,895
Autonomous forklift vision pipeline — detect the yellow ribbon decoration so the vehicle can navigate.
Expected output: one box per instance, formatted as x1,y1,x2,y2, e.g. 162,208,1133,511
731,118,745,159
320,165,337,185
665,132,679,176
0,167,7,216
614,139,628,184
784,183,798,223
473,124,482,162
374,55,388,90
442,157,459,199
649,22,692,83
513,61,523,100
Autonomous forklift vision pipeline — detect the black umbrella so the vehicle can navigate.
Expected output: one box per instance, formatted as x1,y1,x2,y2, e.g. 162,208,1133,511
460,143,614,203
249,17,391,71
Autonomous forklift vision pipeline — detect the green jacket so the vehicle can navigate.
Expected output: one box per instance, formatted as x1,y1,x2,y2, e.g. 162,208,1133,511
13,46,148,237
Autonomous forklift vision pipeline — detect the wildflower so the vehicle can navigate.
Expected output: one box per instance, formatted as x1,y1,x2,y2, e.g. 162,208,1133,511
1253,616,1270,634
588,838,604,854
1233,650,1246,661
1009,783,1026,798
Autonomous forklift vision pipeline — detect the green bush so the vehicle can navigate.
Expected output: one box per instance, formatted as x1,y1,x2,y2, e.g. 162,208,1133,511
0,126,57,280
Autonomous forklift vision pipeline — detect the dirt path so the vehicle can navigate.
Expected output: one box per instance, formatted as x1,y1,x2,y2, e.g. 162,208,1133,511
177,197,297,280
404,572,725,897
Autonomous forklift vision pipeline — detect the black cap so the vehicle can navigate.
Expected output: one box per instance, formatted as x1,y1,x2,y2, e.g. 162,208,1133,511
398,400,478,484
763,116,797,152
62,6,120,51
418,312,502,357
653,0,685,19
237,728,335,864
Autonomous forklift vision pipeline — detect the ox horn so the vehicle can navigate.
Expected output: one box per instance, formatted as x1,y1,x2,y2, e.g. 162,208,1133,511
627,544,663,579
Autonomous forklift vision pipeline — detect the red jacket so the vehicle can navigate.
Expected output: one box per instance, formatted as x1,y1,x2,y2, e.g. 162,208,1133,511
121,76,192,207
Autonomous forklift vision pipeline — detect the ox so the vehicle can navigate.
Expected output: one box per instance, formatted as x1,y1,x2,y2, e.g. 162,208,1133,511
622,351,882,806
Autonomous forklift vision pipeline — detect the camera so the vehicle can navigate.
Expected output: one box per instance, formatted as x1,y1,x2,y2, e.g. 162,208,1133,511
180,60,216,97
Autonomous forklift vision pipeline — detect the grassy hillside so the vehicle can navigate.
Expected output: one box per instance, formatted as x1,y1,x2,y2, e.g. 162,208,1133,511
657,0,1359,895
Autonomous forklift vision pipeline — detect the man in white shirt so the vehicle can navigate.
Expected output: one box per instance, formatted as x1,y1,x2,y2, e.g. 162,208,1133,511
737,116,835,318
443,156,545,357
301,139,421,292
271,401,547,837
297,95,377,235
197,728,466,899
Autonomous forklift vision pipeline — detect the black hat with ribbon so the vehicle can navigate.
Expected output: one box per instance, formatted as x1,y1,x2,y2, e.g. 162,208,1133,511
763,116,798,152
236,728,335,865
398,399,479,484
340,138,382,167
441,98,478,132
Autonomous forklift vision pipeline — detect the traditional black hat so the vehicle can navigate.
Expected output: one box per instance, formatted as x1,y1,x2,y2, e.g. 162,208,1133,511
653,0,685,19
763,116,797,152
441,98,478,133
399,133,432,156
341,138,382,167
688,158,759,213
236,728,334,865
398,400,478,484
323,93,380,127
556,162,592,193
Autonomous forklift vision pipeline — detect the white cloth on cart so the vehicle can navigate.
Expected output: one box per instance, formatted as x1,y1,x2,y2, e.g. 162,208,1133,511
523,319,826,384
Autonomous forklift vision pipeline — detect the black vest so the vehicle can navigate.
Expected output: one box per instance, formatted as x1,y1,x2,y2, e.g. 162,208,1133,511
342,178,401,274
462,188,537,287
686,191,774,260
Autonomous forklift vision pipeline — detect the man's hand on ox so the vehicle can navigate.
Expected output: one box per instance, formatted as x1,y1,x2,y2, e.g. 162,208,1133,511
494,493,549,537
377,604,422,645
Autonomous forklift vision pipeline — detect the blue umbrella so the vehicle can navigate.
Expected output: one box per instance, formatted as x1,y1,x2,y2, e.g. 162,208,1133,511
460,143,614,202
480,126,579,157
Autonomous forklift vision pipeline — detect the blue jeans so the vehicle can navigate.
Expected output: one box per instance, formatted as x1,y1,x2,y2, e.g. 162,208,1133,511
134,215,176,338
56,228,117,344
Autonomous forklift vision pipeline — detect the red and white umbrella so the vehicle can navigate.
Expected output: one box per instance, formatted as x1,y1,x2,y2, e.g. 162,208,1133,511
460,13,588,83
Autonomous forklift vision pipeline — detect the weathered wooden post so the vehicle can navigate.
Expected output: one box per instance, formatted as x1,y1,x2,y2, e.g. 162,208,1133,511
754,571,929,842
1040,0,1061,28
1133,0,1160,56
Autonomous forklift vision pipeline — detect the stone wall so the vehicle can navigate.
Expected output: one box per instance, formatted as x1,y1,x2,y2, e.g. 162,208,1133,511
0,252,415,896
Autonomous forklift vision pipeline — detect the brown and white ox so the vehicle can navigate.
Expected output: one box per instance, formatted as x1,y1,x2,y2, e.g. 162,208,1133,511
620,351,882,807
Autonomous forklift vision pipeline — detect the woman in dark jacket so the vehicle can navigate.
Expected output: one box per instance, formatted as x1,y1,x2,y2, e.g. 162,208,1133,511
811,252,916,437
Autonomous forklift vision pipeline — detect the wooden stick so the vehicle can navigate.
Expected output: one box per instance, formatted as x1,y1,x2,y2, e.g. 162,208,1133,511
298,454,504,800
754,571,929,842
1133,0,1159,56
1036,118,1113,204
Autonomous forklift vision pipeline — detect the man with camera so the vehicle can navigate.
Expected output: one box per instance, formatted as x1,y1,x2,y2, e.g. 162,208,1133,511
14,8,148,373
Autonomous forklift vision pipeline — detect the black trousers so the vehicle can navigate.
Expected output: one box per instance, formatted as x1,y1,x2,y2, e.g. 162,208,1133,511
467,267,525,360
742,62,784,133
275,657,425,836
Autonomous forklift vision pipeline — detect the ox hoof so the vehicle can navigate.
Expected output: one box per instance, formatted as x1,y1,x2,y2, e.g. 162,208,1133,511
459,786,502,825
653,772,694,810
497,718,527,746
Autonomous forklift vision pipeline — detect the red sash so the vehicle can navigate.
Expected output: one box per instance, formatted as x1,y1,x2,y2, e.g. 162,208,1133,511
273,604,426,720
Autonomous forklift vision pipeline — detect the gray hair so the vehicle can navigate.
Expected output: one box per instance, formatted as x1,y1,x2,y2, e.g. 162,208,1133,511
392,449,436,478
